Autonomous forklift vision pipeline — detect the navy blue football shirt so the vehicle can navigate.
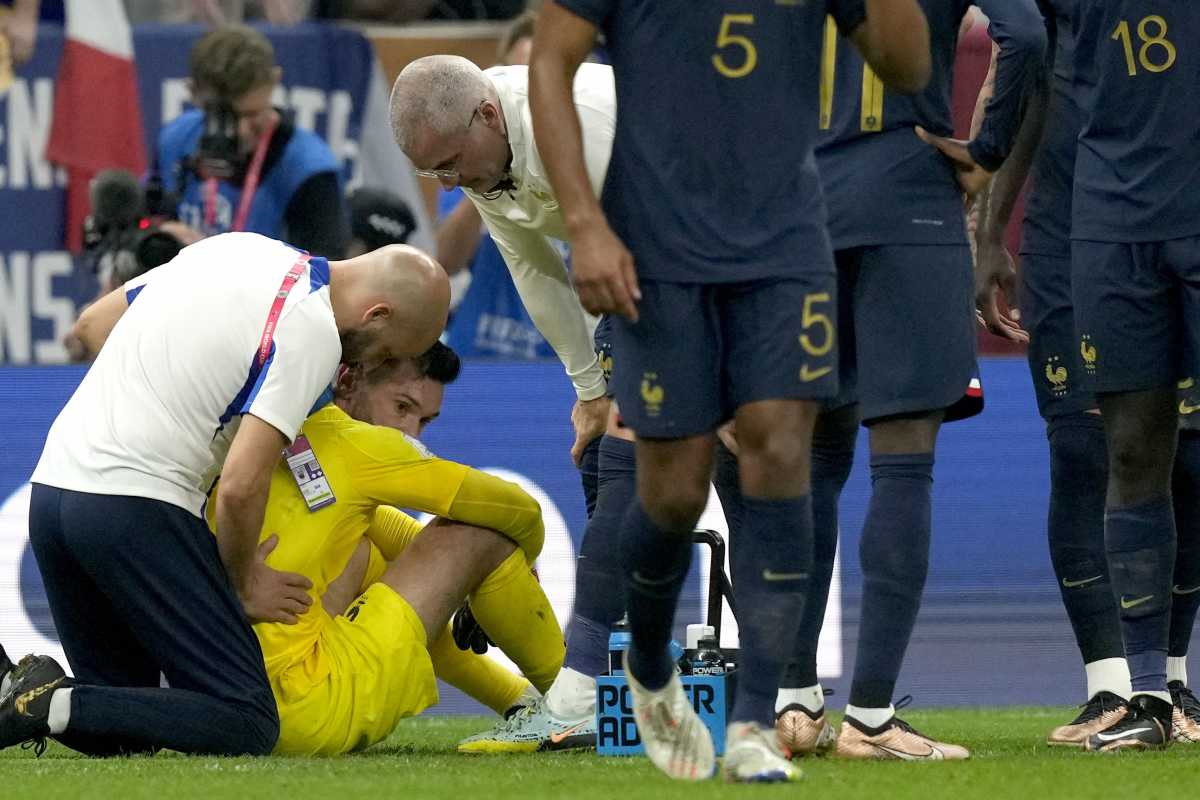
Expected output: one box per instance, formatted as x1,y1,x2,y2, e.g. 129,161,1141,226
1021,0,1077,259
1072,0,1200,242
818,0,1045,249
554,0,866,284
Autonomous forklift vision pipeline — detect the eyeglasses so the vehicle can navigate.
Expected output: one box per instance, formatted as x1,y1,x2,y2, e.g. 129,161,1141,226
413,102,484,180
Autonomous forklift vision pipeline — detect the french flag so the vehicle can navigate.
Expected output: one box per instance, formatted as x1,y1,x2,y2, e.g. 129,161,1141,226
45,0,147,253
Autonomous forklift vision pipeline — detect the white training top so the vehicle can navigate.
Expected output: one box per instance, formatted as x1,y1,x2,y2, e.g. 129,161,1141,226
465,64,616,402
31,233,342,517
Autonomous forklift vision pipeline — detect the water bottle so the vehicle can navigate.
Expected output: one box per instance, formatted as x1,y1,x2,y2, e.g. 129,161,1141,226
608,618,631,675
691,635,725,676
682,624,713,675
606,618,684,675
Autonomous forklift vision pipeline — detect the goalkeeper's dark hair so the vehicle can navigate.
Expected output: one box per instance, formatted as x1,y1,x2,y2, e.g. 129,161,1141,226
190,25,277,101
364,341,462,387
412,341,462,385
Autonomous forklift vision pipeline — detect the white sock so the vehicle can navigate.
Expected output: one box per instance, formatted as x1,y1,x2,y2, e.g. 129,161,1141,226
844,703,894,730
1085,657,1131,700
507,683,540,715
776,684,824,714
48,688,72,735
1167,656,1189,686
544,667,597,718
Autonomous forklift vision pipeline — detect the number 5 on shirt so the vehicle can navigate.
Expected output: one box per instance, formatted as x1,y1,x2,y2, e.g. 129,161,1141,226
712,13,757,79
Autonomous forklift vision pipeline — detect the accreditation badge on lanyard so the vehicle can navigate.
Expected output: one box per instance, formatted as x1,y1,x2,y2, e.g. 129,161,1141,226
284,434,336,512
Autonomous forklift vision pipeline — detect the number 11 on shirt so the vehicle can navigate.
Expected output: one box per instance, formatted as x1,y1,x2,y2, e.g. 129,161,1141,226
819,15,885,131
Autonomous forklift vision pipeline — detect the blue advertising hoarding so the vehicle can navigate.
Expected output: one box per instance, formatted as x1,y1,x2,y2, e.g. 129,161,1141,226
0,357,1195,712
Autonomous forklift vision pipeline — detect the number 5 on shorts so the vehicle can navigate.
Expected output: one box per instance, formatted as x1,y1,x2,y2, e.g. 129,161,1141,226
799,292,834,382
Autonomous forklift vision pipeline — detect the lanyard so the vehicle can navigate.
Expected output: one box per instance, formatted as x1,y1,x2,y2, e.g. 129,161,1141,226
204,117,278,233
258,253,310,368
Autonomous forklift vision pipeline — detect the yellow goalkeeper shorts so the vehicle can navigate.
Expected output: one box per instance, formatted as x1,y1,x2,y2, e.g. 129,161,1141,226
271,582,438,755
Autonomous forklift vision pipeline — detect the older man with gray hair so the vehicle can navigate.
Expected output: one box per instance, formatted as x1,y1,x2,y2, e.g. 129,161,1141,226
390,54,612,444
390,54,628,754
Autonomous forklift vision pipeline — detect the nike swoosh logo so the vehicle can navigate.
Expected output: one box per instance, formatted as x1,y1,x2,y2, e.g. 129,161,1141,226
1120,595,1154,609
548,723,587,744
631,571,679,587
762,570,807,582
1062,575,1103,588
1174,584,1200,595
1096,727,1152,742
800,365,833,382
1180,400,1200,415
874,744,943,760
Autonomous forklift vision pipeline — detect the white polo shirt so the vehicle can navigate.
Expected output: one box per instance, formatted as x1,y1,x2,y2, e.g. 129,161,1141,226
31,233,342,517
464,64,616,402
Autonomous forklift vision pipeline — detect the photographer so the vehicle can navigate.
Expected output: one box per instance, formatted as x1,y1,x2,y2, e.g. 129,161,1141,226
64,170,186,362
156,25,347,257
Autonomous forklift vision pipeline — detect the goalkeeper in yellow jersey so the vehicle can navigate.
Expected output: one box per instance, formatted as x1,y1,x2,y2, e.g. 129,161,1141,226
208,342,567,756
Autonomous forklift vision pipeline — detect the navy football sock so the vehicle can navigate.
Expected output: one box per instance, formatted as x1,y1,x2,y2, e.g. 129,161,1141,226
1106,496,1175,694
1046,414,1124,664
783,422,855,689
622,500,693,690
848,453,934,709
578,435,602,519
730,494,812,727
565,436,636,676
1170,430,1200,658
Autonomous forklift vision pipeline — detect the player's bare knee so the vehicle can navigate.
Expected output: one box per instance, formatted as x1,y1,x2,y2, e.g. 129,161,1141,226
738,433,809,479
866,411,942,455
642,485,708,532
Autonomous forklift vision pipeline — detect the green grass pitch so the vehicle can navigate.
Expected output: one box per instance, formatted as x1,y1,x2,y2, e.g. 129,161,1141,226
2,708,1196,799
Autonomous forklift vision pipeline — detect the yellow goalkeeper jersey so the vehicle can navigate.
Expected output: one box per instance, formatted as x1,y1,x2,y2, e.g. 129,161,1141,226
207,402,544,686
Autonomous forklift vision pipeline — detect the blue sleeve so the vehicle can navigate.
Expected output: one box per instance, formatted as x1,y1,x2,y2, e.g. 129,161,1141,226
553,0,613,27
968,0,1048,172
156,111,204,184
827,0,867,36
279,129,341,202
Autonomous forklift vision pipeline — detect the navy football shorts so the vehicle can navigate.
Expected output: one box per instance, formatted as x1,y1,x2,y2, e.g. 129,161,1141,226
593,314,616,399
1072,236,1200,395
1021,252,1097,420
825,244,980,424
609,276,838,439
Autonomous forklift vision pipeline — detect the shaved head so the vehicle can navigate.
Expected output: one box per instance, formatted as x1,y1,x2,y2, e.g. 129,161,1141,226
328,245,450,366
390,55,492,156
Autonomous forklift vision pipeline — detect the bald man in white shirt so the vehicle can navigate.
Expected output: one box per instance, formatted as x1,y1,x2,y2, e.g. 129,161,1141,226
390,55,632,752
1,233,448,758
